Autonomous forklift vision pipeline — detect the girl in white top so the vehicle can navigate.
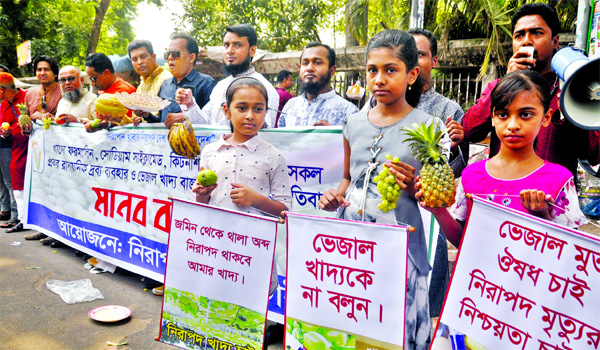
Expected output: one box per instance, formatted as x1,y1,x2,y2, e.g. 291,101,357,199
191,77,292,215
191,78,292,295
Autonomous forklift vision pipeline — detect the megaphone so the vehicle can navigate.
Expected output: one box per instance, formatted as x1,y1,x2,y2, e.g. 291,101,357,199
551,47,600,130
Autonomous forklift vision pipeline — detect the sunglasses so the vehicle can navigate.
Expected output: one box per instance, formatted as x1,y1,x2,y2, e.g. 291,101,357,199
42,95,47,110
58,76,77,84
164,50,187,60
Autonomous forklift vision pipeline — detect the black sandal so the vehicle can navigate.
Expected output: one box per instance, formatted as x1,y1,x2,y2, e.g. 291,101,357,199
0,212,10,220
1,219,19,228
6,223,25,233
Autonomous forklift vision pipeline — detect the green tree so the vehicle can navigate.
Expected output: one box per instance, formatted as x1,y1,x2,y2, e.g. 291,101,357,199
342,0,577,78
0,0,161,76
178,0,340,52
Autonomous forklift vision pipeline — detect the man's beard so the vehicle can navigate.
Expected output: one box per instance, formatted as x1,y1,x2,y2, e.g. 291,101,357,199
300,72,332,96
223,55,251,76
63,88,83,103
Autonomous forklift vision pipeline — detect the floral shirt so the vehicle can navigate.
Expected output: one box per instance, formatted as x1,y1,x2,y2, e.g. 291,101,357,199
451,160,587,228
137,66,172,97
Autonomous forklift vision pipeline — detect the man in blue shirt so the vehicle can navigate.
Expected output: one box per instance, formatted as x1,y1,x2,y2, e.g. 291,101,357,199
148,33,215,127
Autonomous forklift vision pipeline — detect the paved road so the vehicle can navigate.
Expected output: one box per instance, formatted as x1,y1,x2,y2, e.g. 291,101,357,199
0,226,284,350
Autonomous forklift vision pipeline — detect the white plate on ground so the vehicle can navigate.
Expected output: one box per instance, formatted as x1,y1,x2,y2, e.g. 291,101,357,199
89,305,131,322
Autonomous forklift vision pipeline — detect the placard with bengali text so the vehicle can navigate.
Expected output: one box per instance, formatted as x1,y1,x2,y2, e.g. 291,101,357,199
159,198,277,350
23,123,343,287
437,196,600,350
285,212,408,350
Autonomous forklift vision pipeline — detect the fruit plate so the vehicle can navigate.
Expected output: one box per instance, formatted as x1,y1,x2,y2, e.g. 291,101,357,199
88,305,131,322
114,92,171,112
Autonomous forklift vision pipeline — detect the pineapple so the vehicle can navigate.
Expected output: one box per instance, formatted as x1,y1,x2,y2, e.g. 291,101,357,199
402,120,456,208
16,103,31,127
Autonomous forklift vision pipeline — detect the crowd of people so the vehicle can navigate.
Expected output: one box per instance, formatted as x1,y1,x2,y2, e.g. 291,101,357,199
0,2,598,349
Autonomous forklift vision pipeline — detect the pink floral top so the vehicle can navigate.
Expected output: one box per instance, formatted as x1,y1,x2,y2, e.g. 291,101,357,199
451,160,587,228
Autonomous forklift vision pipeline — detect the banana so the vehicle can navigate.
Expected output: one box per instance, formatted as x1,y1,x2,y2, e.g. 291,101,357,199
179,127,196,159
167,126,177,153
182,119,200,158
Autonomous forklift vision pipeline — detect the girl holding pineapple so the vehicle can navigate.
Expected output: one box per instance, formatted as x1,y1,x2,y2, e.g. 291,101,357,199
319,29,439,350
417,70,586,249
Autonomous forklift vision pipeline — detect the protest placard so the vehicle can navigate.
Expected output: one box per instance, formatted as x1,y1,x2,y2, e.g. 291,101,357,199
437,196,600,350
159,198,278,350
285,212,408,350
23,124,342,286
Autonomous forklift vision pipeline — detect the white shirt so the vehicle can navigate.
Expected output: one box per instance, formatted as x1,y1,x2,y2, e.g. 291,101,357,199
200,134,292,216
201,67,280,128
278,89,358,127
55,91,97,121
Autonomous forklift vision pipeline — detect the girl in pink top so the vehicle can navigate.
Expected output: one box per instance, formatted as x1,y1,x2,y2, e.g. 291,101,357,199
418,70,586,247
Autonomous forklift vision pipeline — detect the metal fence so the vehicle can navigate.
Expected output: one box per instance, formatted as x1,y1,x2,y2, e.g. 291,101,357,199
267,67,485,110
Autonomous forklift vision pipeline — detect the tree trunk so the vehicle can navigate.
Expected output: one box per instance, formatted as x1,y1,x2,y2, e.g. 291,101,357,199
86,0,111,56
345,2,359,48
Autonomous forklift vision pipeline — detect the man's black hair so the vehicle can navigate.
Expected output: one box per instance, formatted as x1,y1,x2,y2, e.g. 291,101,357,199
407,28,438,57
303,42,336,68
85,53,115,74
0,65,10,74
224,24,258,47
277,70,292,83
127,39,154,57
171,33,199,64
512,3,560,37
33,55,59,76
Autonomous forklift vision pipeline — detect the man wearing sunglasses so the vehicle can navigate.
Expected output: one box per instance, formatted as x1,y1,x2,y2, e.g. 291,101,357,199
151,33,215,127
24,55,62,122
85,53,136,128
55,66,97,125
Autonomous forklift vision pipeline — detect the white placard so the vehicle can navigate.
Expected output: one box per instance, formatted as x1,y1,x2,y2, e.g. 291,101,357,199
165,198,277,311
439,196,600,350
286,212,408,346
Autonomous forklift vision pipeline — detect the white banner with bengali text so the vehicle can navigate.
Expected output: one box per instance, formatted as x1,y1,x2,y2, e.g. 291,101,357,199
23,123,343,287
438,196,600,350
285,212,408,349
159,198,277,350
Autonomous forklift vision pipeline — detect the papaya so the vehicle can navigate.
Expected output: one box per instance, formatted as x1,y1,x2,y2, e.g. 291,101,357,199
95,93,128,119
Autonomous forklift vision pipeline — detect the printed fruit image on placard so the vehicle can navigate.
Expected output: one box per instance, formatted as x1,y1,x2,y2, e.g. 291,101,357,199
197,169,217,187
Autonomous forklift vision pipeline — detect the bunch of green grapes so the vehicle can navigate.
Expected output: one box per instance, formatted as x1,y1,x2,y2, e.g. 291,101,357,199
42,118,52,130
373,154,401,212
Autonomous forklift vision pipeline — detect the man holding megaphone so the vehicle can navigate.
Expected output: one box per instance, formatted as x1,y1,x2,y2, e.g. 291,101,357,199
462,2,599,178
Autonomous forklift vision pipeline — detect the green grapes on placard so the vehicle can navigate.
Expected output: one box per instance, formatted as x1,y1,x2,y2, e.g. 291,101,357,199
42,118,52,130
373,154,402,212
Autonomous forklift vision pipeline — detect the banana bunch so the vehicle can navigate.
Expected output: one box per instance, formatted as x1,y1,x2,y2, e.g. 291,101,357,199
168,119,200,159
